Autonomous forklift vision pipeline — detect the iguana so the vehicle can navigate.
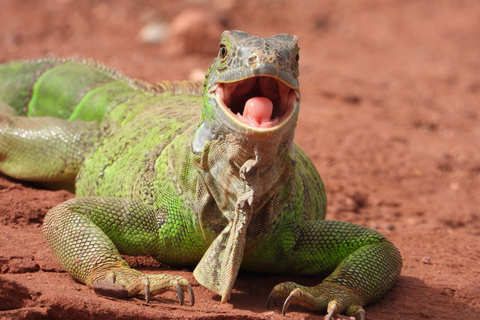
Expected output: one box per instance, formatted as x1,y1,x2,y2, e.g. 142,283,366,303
0,30,402,319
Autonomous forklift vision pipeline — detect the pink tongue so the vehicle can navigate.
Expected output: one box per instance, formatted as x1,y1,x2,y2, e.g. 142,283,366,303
243,97,273,125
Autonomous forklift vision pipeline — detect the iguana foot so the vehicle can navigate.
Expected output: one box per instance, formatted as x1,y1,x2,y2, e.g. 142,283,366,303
267,281,365,320
92,269,194,306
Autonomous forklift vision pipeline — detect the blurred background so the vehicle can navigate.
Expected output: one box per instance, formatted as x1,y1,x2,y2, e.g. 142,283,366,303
0,1,479,319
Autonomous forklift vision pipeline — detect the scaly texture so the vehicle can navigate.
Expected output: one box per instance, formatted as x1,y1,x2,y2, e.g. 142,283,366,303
0,30,402,319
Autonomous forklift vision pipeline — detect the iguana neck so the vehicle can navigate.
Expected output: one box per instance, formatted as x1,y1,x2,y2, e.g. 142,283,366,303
193,132,295,222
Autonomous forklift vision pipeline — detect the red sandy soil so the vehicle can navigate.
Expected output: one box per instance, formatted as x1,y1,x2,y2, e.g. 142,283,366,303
0,0,479,319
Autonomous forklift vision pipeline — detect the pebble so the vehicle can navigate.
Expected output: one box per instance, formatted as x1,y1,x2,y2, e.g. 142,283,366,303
139,20,169,44
189,68,207,82
422,256,432,264
164,9,224,55
93,281,129,299
7,257,39,273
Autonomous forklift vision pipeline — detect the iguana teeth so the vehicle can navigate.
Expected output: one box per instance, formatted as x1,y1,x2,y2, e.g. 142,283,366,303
247,195,254,206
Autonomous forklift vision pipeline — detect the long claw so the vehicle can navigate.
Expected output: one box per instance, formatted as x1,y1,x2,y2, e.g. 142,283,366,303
266,290,276,309
282,293,295,316
188,285,195,306
325,309,335,320
325,300,339,320
358,310,365,320
144,277,151,304
176,284,184,306
108,272,116,283
347,305,366,320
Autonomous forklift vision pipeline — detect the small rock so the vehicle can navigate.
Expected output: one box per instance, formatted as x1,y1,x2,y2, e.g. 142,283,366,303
370,223,379,230
164,9,224,56
212,0,235,12
8,258,39,273
422,256,432,264
139,20,169,44
384,223,395,231
189,68,207,82
93,281,129,299
449,182,459,190
1,264,8,273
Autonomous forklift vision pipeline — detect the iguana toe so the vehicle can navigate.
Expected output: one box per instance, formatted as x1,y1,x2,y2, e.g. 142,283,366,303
140,274,194,306
282,288,318,316
90,268,194,306
174,284,195,306
187,284,195,306
266,288,279,309
269,281,366,320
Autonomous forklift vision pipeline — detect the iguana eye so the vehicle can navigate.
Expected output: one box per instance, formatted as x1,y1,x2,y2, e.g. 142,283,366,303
295,52,300,62
219,44,228,59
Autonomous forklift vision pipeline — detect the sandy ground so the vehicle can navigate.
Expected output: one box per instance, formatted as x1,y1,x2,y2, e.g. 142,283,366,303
0,0,479,319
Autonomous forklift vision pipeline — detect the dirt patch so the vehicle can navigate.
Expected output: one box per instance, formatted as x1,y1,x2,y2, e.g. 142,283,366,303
1,0,479,319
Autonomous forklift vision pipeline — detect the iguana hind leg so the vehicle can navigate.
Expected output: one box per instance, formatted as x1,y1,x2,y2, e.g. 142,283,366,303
43,196,194,305
0,103,102,191
264,220,402,319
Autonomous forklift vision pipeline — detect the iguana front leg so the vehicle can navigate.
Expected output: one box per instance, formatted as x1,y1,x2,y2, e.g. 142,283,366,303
43,197,194,305
253,220,402,319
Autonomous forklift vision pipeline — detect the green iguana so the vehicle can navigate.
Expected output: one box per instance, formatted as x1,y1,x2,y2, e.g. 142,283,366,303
0,30,401,320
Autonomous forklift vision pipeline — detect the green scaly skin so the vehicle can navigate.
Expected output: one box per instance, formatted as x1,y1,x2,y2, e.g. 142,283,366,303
0,31,402,319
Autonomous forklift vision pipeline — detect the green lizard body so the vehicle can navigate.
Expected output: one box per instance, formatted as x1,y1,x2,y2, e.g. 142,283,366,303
0,31,401,319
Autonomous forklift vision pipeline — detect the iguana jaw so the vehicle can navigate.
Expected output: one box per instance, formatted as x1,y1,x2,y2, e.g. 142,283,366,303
207,79,299,142
213,76,299,131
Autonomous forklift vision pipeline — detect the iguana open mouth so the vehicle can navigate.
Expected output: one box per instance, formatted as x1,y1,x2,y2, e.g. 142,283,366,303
216,76,298,128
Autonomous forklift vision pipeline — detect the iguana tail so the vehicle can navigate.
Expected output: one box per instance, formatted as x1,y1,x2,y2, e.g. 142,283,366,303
0,59,202,191
0,59,145,190
0,58,155,122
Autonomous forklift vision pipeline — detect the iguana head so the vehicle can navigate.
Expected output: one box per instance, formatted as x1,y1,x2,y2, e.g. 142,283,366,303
193,30,301,304
194,30,300,149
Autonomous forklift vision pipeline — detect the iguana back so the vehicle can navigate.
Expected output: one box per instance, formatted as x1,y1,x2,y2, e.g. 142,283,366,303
0,59,203,194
